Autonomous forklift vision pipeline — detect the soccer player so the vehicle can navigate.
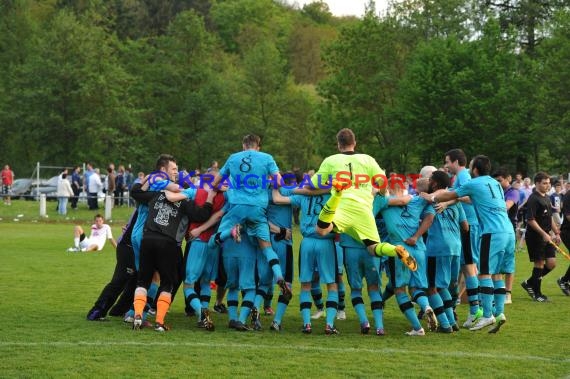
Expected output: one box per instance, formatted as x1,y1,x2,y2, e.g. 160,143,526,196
520,172,561,302
209,134,291,299
425,171,468,333
67,214,117,252
310,128,417,271
428,155,515,333
440,149,482,328
556,187,570,296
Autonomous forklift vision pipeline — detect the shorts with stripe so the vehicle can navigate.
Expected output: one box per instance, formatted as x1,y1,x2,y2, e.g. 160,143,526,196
343,245,381,289
272,235,294,283
299,237,337,284
184,240,219,284
408,245,428,289
427,255,459,289
460,225,480,266
479,232,515,275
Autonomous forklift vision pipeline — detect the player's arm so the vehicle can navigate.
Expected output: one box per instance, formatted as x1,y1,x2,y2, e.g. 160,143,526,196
293,187,330,195
130,183,154,203
165,187,197,202
405,213,435,246
109,237,118,249
387,194,412,206
189,209,225,239
421,188,459,203
272,188,292,205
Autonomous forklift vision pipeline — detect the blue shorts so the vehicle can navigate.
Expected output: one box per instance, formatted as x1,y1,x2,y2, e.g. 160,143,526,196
335,242,344,275
427,255,460,289
185,240,219,284
222,239,257,290
479,232,515,275
272,236,294,283
218,204,271,242
408,245,428,289
461,225,480,266
256,249,273,288
500,233,516,274
385,256,410,289
343,246,381,289
299,237,337,284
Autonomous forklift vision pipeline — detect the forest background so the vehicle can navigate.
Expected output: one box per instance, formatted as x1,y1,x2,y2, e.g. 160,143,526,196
1,0,568,177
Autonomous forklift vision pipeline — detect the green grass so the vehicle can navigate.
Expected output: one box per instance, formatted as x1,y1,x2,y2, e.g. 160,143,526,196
1,200,569,378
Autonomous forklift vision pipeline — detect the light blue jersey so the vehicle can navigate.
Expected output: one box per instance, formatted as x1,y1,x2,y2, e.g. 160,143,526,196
219,150,279,206
289,193,334,239
454,176,512,234
426,203,466,257
268,188,294,246
453,168,478,226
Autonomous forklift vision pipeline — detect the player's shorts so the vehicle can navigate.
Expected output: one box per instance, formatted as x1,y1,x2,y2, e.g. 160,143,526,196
479,232,516,275
500,233,516,273
299,237,336,284
385,256,410,289
335,241,344,275
332,200,380,246
525,235,556,262
343,245,381,289
460,225,480,266
408,245,428,289
223,239,256,291
271,235,294,283
184,240,219,284
427,255,459,289
79,233,104,251
255,245,273,288
218,204,271,242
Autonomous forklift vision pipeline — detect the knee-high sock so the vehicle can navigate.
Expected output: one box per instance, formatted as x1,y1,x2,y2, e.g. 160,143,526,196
155,292,172,325
493,279,506,316
428,292,450,328
227,289,239,322
369,290,384,329
318,192,342,225
264,285,274,308
528,267,542,294
325,290,339,327
238,289,255,324
411,289,430,312
438,288,456,326
338,281,346,311
200,282,211,309
479,277,494,318
261,246,284,281
311,282,324,310
351,289,368,323
396,292,421,330
183,285,201,317
273,293,290,325
254,288,268,311
465,275,480,316
374,242,397,257
133,288,147,317
300,289,312,326
563,266,570,282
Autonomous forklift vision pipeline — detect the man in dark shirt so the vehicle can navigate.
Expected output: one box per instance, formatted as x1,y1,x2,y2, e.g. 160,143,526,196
521,172,562,302
130,154,214,331
557,189,570,296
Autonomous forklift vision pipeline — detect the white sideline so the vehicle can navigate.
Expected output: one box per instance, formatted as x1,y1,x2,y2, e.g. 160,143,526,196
1,341,568,363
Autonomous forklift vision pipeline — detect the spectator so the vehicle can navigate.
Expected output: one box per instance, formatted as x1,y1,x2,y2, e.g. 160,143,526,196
56,173,74,215
70,166,82,210
84,163,94,193
88,168,102,210
115,165,125,206
1,164,15,205
551,181,563,228
106,166,116,205
124,167,135,206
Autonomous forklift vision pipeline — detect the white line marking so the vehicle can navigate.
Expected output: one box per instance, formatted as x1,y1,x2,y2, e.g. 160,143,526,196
1,341,568,363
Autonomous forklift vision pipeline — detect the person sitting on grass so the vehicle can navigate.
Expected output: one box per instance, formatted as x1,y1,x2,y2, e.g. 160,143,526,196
67,214,117,252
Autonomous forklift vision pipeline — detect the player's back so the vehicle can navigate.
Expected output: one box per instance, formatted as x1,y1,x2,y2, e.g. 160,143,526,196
427,203,465,257
290,193,334,239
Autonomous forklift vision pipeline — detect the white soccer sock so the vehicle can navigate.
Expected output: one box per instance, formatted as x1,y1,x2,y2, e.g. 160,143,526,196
74,237,79,248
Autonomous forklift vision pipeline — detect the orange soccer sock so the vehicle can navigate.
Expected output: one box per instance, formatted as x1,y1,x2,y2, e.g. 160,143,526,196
155,292,172,325
133,290,148,317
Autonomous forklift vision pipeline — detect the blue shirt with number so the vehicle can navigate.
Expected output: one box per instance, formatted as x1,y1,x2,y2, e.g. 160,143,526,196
289,193,333,239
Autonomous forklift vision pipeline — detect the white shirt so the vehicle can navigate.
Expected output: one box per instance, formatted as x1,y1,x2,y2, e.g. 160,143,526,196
81,224,113,251
88,173,102,193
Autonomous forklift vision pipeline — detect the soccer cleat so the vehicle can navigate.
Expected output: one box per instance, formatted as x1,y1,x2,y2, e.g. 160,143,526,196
417,309,425,320
505,292,512,304
469,316,495,331
86,308,106,321
463,308,483,328
360,321,371,334
534,293,548,302
557,277,570,296
231,224,241,243
302,323,312,334
394,245,418,271
436,326,453,333
405,328,425,336
376,328,386,336
154,322,170,332
251,307,262,331
277,279,293,302
228,320,239,329
263,306,274,316
270,321,282,332
521,280,535,299
213,303,228,314
488,313,506,334
199,309,215,331
124,315,135,323
424,306,438,332
331,179,350,193
336,310,346,320
233,321,251,331
133,315,143,331
325,324,340,335
451,323,460,332
311,307,325,320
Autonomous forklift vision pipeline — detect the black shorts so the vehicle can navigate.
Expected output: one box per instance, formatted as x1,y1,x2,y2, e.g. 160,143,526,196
137,235,182,293
526,236,556,262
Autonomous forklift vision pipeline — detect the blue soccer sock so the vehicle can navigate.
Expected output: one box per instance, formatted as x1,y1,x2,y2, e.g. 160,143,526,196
254,288,268,310
300,289,312,326
311,282,324,310
261,246,284,281
273,293,290,325
338,281,346,311
428,293,450,328
369,290,384,330
183,286,202,317
412,289,430,312
493,279,506,316
238,289,256,324
438,288,456,326
351,289,368,324
325,290,339,327
264,286,274,308
479,277,494,318
200,282,211,310
465,274,480,315
227,289,239,322
147,282,159,304
396,292,421,330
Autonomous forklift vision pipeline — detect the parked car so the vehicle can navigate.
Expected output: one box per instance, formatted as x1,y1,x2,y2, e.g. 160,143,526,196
10,179,33,199
30,176,60,200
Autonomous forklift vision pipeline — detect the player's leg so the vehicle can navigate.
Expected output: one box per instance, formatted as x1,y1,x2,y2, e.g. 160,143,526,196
345,247,368,332
315,180,346,235
310,270,324,319
365,253,384,335
299,238,316,333
132,238,155,330
253,250,272,331
335,243,346,321
153,239,180,331
272,243,294,330
183,241,209,324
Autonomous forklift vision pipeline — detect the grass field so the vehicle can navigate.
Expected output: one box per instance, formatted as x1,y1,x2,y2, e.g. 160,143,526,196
1,200,569,378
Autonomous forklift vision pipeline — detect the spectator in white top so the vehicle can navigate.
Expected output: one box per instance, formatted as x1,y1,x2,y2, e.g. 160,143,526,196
88,168,103,210
56,173,74,215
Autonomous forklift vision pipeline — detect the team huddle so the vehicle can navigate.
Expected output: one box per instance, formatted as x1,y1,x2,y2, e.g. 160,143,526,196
80,128,565,335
